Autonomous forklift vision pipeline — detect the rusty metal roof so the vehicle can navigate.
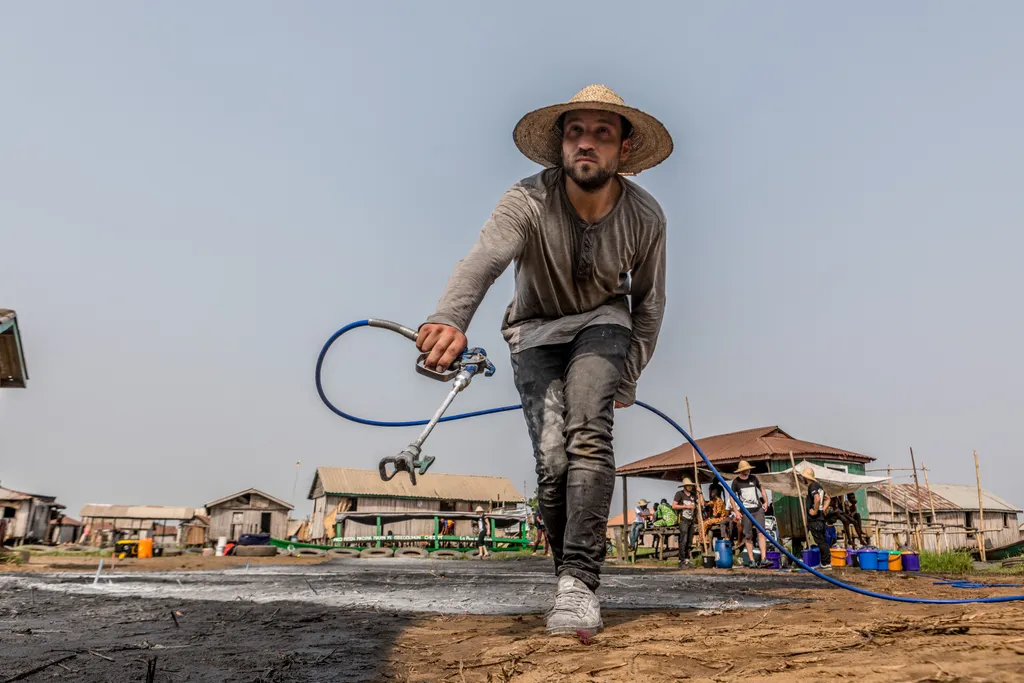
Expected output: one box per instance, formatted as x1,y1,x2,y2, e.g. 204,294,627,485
205,488,293,510
0,309,28,388
617,426,873,479
0,487,56,503
309,467,525,503
79,505,196,520
868,483,1021,513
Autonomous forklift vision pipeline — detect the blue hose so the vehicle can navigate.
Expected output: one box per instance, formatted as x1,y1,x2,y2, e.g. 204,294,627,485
315,319,1024,604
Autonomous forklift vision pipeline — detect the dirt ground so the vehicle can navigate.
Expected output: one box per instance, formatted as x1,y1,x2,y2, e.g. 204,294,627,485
5,553,327,572
2,559,1022,682
390,572,1024,682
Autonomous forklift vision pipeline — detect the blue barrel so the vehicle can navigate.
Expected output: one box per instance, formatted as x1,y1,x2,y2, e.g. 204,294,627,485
858,549,878,570
876,550,891,571
714,539,733,569
801,547,820,567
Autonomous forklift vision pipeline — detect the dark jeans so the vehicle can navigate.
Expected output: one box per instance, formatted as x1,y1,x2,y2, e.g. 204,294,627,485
511,324,631,591
808,517,829,566
677,519,694,562
629,521,645,548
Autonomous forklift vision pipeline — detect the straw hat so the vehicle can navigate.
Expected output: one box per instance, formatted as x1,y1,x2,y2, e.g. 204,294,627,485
799,467,817,481
637,499,649,507
680,477,695,487
475,506,485,513
512,84,674,176
735,460,755,473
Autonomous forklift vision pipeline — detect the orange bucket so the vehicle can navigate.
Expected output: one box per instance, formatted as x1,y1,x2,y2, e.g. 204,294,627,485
887,552,902,571
137,538,154,559
830,548,847,567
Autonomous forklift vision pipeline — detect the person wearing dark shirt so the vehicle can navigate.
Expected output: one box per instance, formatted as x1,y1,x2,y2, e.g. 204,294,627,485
730,460,770,568
841,492,870,547
801,467,831,571
672,478,698,568
534,510,550,556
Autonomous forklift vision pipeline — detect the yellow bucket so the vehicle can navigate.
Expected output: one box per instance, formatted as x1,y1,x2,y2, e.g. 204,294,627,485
830,548,847,567
137,538,154,559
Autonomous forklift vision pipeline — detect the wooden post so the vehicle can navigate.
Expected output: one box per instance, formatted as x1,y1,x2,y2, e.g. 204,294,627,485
974,450,986,562
923,464,942,553
909,447,925,551
887,465,899,548
789,451,809,544
621,475,629,561
686,396,709,556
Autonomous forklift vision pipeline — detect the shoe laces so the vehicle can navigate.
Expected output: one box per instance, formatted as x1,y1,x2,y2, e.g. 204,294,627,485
554,585,592,615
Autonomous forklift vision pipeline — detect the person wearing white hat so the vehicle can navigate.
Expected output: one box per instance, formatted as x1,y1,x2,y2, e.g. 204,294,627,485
416,85,672,636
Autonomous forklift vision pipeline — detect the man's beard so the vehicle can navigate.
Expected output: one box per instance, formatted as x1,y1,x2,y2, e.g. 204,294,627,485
562,152,618,192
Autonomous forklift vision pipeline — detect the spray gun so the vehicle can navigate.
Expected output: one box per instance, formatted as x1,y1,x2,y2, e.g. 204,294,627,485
377,346,495,484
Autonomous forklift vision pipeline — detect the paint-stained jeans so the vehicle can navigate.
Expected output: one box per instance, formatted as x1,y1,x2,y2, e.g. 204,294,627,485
511,324,631,591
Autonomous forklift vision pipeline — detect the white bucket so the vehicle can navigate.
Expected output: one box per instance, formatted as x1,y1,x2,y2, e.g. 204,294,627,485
215,536,227,557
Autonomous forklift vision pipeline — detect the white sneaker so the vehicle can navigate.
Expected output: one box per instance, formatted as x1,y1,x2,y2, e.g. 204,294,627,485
545,574,603,636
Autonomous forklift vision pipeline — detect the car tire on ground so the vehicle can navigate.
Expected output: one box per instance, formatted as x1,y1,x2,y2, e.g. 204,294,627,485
327,548,360,558
234,545,278,557
429,550,464,560
290,548,327,558
394,547,429,559
358,547,394,559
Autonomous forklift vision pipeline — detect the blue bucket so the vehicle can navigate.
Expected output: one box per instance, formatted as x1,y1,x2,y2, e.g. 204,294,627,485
714,539,734,568
714,539,733,569
876,550,891,571
858,549,878,570
764,550,781,569
801,547,820,567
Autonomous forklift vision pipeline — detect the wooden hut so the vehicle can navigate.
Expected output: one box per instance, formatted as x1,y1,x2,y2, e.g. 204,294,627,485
205,489,292,541
307,467,525,542
867,483,1022,552
1,487,60,545
615,426,875,544
79,505,195,547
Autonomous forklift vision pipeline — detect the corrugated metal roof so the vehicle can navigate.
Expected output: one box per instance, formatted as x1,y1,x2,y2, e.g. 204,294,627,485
205,488,293,510
79,504,196,520
0,487,56,502
310,467,524,503
868,483,1022,513
617,426,872,478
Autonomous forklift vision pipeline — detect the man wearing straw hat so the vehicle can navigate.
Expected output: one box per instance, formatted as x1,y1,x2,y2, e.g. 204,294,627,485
731,460,771,568
800,467,832,571
672,478,699,568
416,85,672,636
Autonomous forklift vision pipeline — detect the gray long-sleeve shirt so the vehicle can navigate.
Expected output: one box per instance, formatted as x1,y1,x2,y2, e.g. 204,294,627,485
425,167,667,405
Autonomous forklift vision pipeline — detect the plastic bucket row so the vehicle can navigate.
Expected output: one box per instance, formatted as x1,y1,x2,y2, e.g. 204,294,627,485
845,548,920,571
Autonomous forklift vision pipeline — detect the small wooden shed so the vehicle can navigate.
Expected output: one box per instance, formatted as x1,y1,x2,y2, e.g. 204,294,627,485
0,309,29,388
205,489,293,541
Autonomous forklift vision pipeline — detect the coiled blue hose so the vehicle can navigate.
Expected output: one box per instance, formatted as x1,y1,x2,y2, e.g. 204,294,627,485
315,319,1024,604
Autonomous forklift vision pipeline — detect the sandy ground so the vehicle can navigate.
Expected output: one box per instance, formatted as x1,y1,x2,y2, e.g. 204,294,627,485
2,558,1022,682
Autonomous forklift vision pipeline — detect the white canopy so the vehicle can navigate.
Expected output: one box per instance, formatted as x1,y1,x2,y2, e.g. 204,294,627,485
719,461,888,498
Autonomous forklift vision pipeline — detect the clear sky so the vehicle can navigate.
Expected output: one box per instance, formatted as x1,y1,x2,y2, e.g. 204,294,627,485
3,3,1022,520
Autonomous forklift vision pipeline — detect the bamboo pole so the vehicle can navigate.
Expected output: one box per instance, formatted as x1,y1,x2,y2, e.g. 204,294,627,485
909,447,925,551
686,397,709,555
790,451,809,545
887,465,895,546
974,450,986,562
922,464,942,553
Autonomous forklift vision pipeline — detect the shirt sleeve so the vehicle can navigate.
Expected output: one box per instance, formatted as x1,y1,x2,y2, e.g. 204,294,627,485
423,187,531,333
615,219,667,405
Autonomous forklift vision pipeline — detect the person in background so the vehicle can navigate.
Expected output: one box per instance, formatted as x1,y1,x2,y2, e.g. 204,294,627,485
841,492,871,547
534,509,550,556
702,485,730,541
800,468,831,571
475,506,490,559
730,460,770,568
629,499,652,550
672,478,698,568
651,498,677,555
